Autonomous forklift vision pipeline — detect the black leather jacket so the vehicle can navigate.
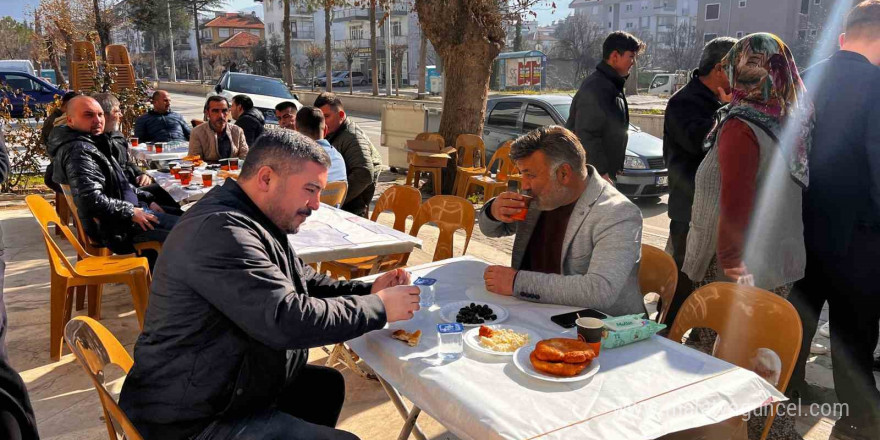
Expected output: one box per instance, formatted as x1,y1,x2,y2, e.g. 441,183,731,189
48,126,153,252
107,130,146,185
234,107,265,147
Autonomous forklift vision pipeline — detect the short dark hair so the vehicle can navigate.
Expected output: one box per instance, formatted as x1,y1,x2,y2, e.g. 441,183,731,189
61,91,80,105
204,95,229,112
232,94,254,111
510,126,587,177
295,106,325,140
275,101,297,112
697,37,737,76
602,31,645,61
313,92,344,111
239,129,331,180
151,90,166,101
845,0,880,40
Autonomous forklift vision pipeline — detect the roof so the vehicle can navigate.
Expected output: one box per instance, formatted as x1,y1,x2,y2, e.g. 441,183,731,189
218,31,262,49
488,94,573,105
204,12,264,29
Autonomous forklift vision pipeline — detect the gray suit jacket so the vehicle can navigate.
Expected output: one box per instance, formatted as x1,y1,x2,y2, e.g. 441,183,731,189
479,166,645,316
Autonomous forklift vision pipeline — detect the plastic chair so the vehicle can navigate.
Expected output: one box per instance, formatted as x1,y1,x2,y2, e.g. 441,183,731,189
406,133,445,194
667,282,803,440
321,185,422,280
53,190,71,237
320,181,348,207
462,141,514,202
452,134,487,197
64,316,144,440
105,44,131,65
410,195,475,262
73,41,97,62
638,244,678,324
26,195,151,361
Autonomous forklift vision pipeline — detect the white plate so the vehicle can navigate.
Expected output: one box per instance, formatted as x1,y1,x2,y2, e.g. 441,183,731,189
438,301,508,327
464,324,541,356
512,345,600,383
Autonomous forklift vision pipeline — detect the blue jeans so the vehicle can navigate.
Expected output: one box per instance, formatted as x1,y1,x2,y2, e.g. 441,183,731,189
131,210,179,245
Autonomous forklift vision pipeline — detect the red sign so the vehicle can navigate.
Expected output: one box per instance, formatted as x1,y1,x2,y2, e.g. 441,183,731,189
517,60,542,86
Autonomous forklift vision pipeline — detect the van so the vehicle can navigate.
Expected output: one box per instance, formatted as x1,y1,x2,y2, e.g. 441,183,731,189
647,71,689,96
0,60,37,76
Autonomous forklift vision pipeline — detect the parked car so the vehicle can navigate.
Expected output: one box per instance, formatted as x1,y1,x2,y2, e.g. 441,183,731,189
329,71,367,87
208,72,303,125
0,60,37,76
482,95,669,198
314,71,346,87
0,70,65,118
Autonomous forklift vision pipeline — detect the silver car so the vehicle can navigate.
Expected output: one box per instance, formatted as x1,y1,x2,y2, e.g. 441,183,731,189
482,95,669,198
330,71,367,87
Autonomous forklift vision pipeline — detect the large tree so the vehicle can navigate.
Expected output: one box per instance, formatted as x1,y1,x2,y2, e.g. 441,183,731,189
338,38,359,94
0,17,37,61
283,0,293,86
657,21,701,73
554,13,604,88
128,0,191,79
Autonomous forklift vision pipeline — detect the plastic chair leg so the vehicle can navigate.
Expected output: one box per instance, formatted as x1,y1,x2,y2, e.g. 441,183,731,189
432,172,442,196
75,285,86,311
86,284,105,321
405,167,415,186
126,271,150,329
49,276,72,361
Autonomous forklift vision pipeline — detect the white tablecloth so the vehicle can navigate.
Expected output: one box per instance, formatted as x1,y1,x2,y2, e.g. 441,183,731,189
348,257,785,440
147,169,220,203
131,141,190,162
289,204,422,264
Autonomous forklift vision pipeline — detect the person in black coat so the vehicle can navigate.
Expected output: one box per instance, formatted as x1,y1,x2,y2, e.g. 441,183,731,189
660,37,736,326
565,31,644,182
232,94,264,147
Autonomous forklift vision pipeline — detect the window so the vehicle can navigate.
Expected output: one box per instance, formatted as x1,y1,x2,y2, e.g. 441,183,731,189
703,33,718,43
486,101,521,129
810,29,818,37
800,0,809,14
350,25,363,40
705,3,721,20
392,20,402,37
625,4,632,12
202,29,212,39
219,28,230,38
2,74,39,92
522,105,555,131
650,75,669,89
609,6,612,12
739,0,747,7
268,23,274,33
290,21,297,38
608,22,612,29
736,31,744,38
798,30,807,40
626,22,633,29
814,0,821,4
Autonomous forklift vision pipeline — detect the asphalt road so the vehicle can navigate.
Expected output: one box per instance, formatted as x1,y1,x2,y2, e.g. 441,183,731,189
166,91,670,243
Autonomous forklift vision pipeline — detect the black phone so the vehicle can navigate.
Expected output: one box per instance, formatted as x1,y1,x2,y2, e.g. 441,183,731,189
550,308,609,328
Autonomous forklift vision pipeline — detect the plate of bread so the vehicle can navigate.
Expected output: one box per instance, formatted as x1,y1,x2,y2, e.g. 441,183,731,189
513,338,600,382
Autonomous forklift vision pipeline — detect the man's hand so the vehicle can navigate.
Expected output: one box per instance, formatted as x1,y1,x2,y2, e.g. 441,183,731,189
132,208,159,231
484,265,518,296
717,87,733,103
376,285,421,322
136,174,152,187
490,192,529,223
723,262,754,286
371,268,411,293
149,202,165,214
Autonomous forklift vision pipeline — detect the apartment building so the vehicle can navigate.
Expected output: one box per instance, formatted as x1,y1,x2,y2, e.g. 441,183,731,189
569,0,698,49
261,0,317,68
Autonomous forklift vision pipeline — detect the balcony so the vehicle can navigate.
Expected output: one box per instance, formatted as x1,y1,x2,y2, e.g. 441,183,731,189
333,5,409,23
291,30,315,41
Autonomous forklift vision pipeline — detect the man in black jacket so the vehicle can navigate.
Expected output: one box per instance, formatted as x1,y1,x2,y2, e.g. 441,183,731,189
232,94,265,147
566,31,644,182
119,130,420,440
49,96,179,256
788,3,880,439
661,37,735,326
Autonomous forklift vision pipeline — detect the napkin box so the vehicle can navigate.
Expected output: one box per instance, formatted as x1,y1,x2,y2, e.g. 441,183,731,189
406,139,457,167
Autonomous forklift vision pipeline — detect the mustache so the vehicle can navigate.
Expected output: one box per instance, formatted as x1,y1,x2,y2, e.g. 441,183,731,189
296,208,312,217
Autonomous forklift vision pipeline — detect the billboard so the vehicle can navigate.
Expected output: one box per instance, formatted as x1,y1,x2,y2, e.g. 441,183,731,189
505,57,543,87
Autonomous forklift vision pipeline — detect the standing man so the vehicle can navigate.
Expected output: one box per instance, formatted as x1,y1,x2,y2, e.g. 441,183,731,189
788,2,880,439
134,90,191,143
566,31,644,183
275,101,299,130
231,94,265,147
315,92,382,217
661,37,736,325
295,106,347,183
189,96,249,162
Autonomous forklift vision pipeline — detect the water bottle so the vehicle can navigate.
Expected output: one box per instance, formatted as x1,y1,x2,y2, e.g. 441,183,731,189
437,323,464,361
413,277,436,308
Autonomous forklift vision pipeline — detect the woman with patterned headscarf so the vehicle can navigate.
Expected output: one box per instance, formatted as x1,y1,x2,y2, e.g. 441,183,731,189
682,32,812,440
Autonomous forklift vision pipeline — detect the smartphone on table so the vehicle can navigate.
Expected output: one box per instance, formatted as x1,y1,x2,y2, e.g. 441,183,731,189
550,308,609,329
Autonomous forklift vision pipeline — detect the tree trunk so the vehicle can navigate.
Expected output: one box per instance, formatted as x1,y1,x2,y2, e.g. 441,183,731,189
150,37,159,81
283,0,292,86
625,58,638,96
192,1,204,82
311,63,316,91
416,32,427,99
514,16,522,52
92,0,109,60
324,3,332,92
369,0,378,96
348,60,353,95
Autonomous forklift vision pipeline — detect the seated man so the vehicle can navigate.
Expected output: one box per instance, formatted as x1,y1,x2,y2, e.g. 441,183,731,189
275,101,298,129
480,126,644,316
48,96,178,257
296,106,346,183
189,96,248,162
315,92,382,217
118,130,420,440
134,90,191,143
231,94,265,147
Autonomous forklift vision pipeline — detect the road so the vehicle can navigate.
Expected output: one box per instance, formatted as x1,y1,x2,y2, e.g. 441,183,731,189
166,92,670,244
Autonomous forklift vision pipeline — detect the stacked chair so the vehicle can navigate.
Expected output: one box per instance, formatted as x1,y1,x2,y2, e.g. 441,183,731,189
405,132,446,193
451,134,487,197
460,140,516,202
70,41,98,92
105,44,137,94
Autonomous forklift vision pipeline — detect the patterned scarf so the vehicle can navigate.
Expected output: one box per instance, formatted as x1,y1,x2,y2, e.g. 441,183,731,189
704,32,813,188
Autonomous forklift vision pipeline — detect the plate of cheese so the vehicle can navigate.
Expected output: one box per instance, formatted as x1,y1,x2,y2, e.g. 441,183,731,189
464,324,541,356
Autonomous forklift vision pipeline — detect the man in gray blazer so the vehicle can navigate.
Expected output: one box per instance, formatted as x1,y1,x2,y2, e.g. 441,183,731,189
480,126,645,317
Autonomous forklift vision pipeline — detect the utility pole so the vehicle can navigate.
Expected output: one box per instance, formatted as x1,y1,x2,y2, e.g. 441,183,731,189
167,0,177,81
385,4,392,97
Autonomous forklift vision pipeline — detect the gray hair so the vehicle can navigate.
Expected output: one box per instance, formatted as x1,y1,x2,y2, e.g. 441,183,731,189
697,37,737,76
510,126,587,178
239,129,331,179
91,92,119,115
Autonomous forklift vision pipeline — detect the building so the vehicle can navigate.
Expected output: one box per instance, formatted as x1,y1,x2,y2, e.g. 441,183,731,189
569,0,698,50
260,0,316,72
202,11,265,45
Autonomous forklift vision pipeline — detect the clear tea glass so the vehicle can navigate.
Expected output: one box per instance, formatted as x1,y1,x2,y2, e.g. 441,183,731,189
510,194,534,222
229,158,239,171
178,170,192,185
129,137,138,147
202,171,213,187
155,143,164,153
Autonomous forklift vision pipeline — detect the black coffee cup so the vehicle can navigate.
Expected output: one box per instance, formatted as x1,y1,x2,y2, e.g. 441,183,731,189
575,317,605,355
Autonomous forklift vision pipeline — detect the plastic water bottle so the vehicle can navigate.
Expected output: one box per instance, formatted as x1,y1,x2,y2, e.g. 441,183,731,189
437,323,464,361
414,277,436,308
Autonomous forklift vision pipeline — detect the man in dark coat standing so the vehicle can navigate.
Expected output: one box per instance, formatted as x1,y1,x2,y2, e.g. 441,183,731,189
231,94,265,147
566,31,644,183
661,36,736,325
788,2,880,439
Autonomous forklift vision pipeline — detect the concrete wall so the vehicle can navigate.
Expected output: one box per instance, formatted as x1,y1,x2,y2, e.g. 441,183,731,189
293,90,442,116
156,81,215,96
630,113,664,138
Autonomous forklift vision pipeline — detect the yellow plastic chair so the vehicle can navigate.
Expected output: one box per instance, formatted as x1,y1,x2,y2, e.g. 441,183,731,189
26,195,151,361
105,44,131,65
410,195,475,262
667,282,803,440
462,141,514,202
64,316,144,440
638,244,678,324
320,181,348,208
406,132,446,194
452,134,487,197
321,185,422,280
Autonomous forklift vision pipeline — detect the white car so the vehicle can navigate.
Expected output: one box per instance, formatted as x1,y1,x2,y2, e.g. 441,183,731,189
208,72,303,124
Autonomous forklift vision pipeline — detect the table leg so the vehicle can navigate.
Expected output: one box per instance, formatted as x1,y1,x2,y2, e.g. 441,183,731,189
326,343,377,380
377,375,428,440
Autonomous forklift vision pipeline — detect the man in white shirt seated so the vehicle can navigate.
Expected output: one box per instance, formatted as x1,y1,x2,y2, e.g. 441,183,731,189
295,106,347,183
